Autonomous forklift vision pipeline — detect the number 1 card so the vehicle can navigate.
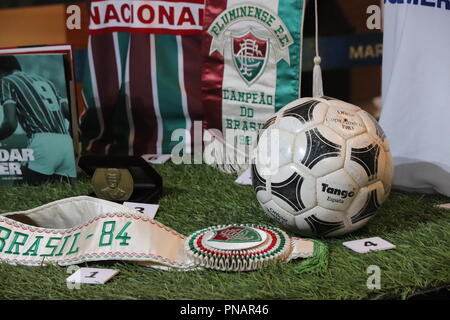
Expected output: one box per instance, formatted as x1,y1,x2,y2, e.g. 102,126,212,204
66,268,119,285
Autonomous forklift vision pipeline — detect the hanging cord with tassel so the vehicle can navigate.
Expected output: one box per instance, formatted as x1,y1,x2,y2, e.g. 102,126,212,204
312,0,324,97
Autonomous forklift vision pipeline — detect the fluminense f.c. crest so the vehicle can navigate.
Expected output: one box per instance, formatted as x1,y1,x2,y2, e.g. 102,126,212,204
209,225,263,243
232,30,269,86
207,3,294,87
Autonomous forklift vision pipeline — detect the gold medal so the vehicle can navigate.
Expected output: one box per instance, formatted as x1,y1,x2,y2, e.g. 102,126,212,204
92,168,134,201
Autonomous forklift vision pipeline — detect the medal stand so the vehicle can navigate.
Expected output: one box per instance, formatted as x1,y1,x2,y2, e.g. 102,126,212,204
78,155,163,204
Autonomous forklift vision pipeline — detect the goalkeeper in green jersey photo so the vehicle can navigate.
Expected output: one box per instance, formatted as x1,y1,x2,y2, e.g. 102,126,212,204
0,55,76,185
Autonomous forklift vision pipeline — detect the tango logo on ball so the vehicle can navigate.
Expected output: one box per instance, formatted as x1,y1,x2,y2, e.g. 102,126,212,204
321,183,356,199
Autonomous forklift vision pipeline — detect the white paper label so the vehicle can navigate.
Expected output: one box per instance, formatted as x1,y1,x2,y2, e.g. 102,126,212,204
235,167,252,185
142,154,171,164
343,237,396,254
437,203,450,210
66,267,118,284
123,202,159,219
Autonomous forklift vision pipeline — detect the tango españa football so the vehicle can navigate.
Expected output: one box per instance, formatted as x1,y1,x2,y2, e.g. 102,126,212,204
252,97,393,237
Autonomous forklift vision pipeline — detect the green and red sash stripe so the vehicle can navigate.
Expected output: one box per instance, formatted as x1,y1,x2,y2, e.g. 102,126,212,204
128,33,158,155
81,0,204,155
90,32,120,153
181,35,203,153
200,0,227,131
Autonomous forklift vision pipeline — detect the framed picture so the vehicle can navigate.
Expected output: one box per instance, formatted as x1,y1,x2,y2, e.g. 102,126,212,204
0,44,78,186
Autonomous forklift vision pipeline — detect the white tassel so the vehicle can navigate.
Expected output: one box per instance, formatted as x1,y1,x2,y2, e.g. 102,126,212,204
313,56,324,97
312,0,324,98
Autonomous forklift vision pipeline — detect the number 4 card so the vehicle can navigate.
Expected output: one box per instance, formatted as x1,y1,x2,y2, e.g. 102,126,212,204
343,237,396,254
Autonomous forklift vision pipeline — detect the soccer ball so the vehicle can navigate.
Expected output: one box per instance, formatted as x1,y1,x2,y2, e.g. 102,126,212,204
251,97,393,237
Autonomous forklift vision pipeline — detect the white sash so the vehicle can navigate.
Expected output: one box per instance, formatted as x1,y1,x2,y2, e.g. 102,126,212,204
0,196,323,272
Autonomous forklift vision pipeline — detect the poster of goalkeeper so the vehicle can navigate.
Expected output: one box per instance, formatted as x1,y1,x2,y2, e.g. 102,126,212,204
0,49,77,186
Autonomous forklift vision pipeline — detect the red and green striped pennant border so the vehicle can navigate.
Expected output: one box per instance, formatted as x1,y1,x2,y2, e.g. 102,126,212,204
185,224,291,271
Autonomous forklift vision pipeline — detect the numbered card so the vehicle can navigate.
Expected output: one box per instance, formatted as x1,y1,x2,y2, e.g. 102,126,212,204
343,237,396,254
235,167,252,185
123,202,159,219
437,203,450,210
66,268,118,285
142,154,171,164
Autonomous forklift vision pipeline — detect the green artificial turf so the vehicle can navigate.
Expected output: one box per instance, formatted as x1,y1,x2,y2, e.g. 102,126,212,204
0,163,449,300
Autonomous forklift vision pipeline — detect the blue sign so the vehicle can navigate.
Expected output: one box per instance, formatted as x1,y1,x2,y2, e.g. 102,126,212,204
302,33,383,71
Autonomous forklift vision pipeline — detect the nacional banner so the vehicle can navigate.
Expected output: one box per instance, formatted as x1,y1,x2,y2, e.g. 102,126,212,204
202,0,305,148
80,0,204,156
88,0,204,35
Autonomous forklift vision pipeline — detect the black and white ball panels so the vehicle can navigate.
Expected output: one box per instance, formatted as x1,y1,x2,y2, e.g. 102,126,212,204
252,97,393,237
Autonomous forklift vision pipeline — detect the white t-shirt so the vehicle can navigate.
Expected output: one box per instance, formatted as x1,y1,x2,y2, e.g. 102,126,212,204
380,1,450,196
